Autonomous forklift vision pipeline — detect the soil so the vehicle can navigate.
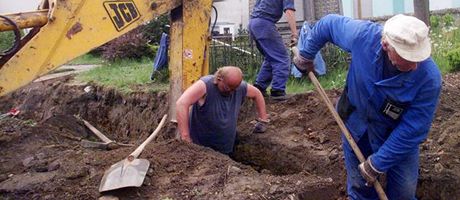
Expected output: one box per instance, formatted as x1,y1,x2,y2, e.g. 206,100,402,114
0,73,459,199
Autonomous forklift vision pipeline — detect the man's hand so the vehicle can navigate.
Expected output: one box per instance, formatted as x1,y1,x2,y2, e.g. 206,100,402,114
293,53,314,74
358,157,383,187
290,33,299,47
253,118,269,133
181,134,192,143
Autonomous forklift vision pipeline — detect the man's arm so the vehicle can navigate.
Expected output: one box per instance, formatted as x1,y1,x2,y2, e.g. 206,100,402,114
285,9,298,44
176,80,207,142
299,14,372,60
246,84,268,121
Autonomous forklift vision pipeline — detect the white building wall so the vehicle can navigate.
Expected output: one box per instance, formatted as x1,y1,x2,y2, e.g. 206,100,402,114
342,0,354,17
213,0,249,30
0,0,41,14
343,0,460,18
372,0,394,17
430,0,456,10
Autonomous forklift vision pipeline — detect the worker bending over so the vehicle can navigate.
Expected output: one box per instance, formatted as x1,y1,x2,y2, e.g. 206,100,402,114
176,66,269,155
294,14,441,199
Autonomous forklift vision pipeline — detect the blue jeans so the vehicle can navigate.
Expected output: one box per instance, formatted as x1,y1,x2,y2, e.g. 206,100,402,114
249,18,290,91
291,21,327,78
342,133,419,200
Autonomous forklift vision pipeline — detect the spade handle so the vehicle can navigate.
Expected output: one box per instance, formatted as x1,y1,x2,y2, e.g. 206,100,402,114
130,114,168,158
292,47,388,200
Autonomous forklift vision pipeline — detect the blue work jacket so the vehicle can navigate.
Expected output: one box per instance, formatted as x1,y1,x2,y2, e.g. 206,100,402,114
299,14,442,172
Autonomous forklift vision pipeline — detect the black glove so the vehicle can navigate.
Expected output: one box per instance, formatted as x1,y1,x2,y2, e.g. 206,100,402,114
293,51,314,74
358,157,383,187
253,118,269,133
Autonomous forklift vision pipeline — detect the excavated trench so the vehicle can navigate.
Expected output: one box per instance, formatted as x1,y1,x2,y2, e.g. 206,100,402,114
1,75,460,199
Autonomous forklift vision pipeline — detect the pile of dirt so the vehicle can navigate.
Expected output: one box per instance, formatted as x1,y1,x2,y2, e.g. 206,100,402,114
0,73,459,199
416,73,460,199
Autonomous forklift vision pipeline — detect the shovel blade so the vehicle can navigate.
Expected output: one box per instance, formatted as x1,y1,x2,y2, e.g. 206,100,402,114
99,158,150,192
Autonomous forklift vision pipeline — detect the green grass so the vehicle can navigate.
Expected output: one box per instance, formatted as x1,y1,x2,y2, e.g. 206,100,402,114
430,14,460,74
76,58,168,93
286,65,348,93
431,27,460,74
67,54,106,65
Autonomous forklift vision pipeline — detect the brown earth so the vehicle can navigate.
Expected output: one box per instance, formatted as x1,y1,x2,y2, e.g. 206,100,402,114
0,73,459,199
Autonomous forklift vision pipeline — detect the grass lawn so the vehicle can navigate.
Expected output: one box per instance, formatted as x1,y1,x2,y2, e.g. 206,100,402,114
67,54,106,65
76,58,168,93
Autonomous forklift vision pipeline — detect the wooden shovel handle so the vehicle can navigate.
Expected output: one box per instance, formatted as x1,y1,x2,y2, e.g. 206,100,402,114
80,118,113,143
130,114,168,159
307,71,388,200
292,46,387,200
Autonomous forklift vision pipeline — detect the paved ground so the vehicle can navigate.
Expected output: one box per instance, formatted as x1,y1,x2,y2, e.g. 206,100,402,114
33,65,100,82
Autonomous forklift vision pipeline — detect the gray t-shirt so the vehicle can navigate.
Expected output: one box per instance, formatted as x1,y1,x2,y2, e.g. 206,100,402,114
189,75,247,154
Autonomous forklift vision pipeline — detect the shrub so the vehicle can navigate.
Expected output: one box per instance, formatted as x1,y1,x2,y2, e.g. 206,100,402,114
142,14,169,45
321,44,350,70
442,14,455,27
0,31,16,54
101,28,154,61
447,47,460,72
430,15,440,29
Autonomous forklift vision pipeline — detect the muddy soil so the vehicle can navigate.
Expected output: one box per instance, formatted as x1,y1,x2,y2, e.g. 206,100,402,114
0,74,459,199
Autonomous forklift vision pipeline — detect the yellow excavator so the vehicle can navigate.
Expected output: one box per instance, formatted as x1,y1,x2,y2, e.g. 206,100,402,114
0,0,214,119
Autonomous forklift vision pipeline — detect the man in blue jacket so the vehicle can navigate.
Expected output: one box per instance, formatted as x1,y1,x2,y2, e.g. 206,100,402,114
294,14,441,199
249,0,298,100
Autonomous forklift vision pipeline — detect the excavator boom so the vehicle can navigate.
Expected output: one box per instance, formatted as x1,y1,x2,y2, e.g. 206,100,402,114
0,0,212,110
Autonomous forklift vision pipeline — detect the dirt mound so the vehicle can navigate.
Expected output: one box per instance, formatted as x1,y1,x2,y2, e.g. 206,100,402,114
0,73,460,199
416,73,460,199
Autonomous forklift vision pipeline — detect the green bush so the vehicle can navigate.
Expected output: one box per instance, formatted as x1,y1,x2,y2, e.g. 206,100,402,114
442,14,455,27
447,47,460,72
148,44,159,56
321,44,350,70
0,31,15,53
142,14,169,45
101,28,154,61
430,15,441,29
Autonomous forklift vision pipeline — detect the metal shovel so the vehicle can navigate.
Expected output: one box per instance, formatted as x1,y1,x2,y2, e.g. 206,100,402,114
99,114,167,192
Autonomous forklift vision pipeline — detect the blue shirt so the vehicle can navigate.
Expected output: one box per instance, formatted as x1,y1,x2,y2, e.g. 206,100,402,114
189,75,247,154
300,14,442,172
251,0,295,23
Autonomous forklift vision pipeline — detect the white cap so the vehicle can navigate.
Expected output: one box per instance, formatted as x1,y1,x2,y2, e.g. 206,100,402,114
383,14,431,62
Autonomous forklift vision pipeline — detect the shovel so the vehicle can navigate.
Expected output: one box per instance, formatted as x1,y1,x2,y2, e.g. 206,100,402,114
99,114,167,192
292,47,388,200
77,116,133,150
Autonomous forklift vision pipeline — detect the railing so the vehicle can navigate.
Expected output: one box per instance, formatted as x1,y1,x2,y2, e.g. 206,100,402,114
209,34,263,76
209,34,350,79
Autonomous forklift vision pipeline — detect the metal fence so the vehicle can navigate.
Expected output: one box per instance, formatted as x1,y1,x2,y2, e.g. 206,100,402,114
209,34,263,76
209,34,349,79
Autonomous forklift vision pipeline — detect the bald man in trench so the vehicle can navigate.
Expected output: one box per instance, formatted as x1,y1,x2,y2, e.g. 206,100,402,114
176,66,269,155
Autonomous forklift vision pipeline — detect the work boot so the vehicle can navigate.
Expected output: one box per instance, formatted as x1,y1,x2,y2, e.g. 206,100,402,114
270,89,288,101
253,84,268,97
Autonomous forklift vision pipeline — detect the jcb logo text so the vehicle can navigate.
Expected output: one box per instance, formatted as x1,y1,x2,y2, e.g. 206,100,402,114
104,1,140,31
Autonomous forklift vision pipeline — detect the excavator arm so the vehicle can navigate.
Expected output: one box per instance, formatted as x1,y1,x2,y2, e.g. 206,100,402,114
0,0,212,120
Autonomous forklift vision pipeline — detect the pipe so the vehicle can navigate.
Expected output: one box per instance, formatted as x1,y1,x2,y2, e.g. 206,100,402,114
0,10,49,32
